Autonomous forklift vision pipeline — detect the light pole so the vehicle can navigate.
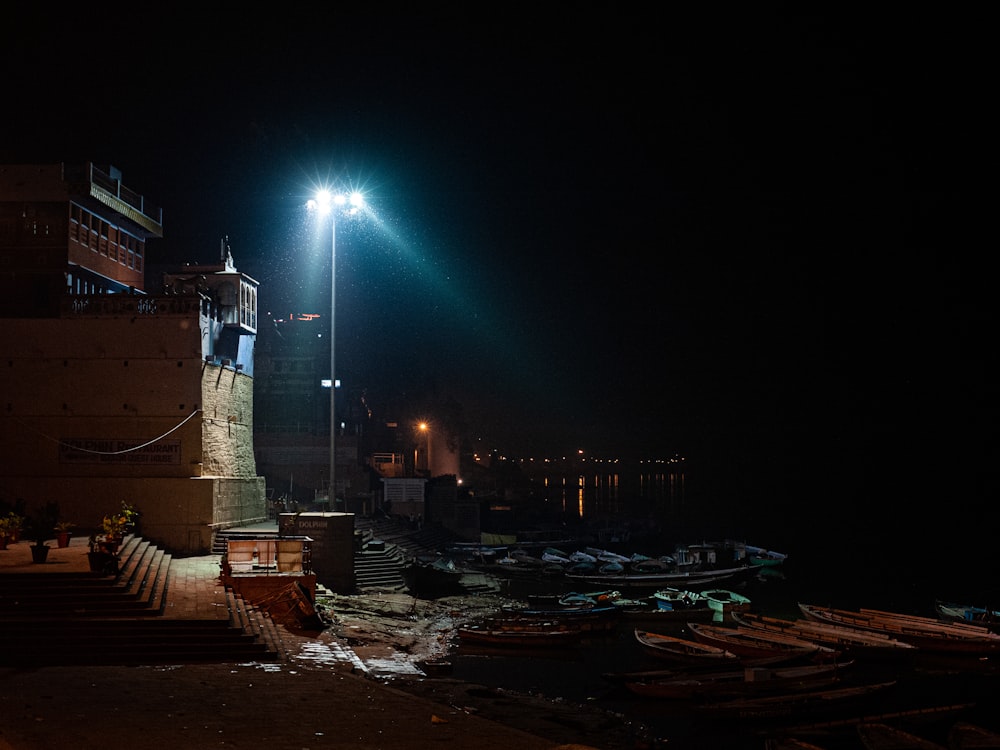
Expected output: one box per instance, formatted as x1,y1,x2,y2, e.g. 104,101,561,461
417,421,431,476
307,189,364,508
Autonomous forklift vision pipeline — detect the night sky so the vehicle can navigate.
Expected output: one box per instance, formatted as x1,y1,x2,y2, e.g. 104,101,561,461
2,9,990,537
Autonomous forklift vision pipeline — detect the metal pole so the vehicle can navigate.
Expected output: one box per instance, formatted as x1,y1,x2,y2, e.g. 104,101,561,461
329,214,336,508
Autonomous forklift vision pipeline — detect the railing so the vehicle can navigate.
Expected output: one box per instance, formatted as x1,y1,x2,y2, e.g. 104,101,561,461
225,537,312,575
82,163,163,226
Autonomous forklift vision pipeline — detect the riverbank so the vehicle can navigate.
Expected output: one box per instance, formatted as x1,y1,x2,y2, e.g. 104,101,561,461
310,590,654,749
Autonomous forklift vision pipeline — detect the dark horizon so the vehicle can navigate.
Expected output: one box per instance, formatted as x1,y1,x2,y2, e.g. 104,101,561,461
0,9,988,548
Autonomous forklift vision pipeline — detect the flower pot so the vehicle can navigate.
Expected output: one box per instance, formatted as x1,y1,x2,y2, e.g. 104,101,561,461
87,551,118,574
56,532,72,548
30,544,50,563
99,538,120,554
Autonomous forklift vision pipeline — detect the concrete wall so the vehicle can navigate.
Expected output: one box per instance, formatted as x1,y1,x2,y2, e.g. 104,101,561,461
0,315,265,555
279,512,355,593
0,475,265,554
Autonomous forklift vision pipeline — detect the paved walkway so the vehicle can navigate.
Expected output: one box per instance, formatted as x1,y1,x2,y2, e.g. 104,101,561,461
0,533,611,749
0,529,360,662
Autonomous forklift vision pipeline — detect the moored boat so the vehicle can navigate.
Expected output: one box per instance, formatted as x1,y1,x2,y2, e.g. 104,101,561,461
702,588,752,614
652,587,711,612
934,600,999,631
695,679,897,721
500,602,620,632
565,564,758,591
948,721,1000,749
733,612,918,663
799,603,1000,655
634,628,738,666
686,622,840,665
457,622,582,647
622,659,851,701
745,545,788,568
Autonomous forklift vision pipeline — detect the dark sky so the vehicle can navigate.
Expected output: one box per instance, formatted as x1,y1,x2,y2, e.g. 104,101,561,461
2,9,990,516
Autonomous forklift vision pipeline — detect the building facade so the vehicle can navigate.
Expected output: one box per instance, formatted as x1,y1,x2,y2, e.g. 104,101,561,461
0,163,265,553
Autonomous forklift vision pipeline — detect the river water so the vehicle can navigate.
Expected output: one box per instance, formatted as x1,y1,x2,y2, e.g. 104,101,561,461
439,482,1000,750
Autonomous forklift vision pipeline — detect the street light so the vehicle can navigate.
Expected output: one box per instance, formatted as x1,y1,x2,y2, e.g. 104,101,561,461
307,188,365,507
417,421,431,477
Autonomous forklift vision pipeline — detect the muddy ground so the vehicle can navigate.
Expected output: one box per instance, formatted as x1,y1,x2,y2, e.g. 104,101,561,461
293,591,658,749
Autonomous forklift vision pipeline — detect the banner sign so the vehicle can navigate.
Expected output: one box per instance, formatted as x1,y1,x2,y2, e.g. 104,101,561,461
59,439,181,465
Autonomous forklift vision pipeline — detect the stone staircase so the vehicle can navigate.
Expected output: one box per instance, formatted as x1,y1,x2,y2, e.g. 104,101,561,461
353,518,500,595
211,519,499,595
0,535,282,667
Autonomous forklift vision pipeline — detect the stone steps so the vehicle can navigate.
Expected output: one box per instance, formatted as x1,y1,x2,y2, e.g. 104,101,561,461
0,535,281,667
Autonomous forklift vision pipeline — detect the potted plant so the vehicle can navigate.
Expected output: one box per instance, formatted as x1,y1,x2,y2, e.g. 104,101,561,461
55,520,75,548
93,502,138,554
25,501,59,564
2,511,24,545
0,515,10,550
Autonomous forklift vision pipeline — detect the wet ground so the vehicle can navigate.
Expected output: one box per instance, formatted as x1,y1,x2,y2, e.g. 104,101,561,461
296,590,653,748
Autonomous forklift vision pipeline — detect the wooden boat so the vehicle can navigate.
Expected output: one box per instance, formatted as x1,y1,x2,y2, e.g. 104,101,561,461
622,601,717,624
500,603,620,632
695,679,897,720
565,563,758,590
701,588,752,614
745,545,788,568
686,622,840,665
799,603,1000,655
856,721,948,749
651,587,711,612
457,622,582,647
948,721,1000,749
633,628,738,665
557,589,621,606
622,659,851,701
630,554,671,573
935,600,999,631
733,612,918,662
584,546,631,564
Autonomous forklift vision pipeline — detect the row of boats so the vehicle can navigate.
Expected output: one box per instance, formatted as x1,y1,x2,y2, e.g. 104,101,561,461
443,540,787,589
451,585,1000,745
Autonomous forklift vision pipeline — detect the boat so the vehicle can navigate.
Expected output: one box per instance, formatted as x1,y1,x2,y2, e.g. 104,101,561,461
695,679,898,721
651,587,711,612
565,563,759,591
557,589,621,606
508,549,545,567
701,588,752,614
456,622,582,647
540,550,570,565
856,721,948,749
622,659,851,701
745,545,788,568
584,546,631,564
401,555,465,597
633,628,739,666
500,603,620,632
799,603,1000,655
733,612,918,663
630,553,671,572
948,721,1000,749
686,622,840,665
622,602,717,624
935,600,999,631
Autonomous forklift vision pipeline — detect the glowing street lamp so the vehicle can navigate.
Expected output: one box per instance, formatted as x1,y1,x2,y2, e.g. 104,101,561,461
417,421,431,476
306,188,365,506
